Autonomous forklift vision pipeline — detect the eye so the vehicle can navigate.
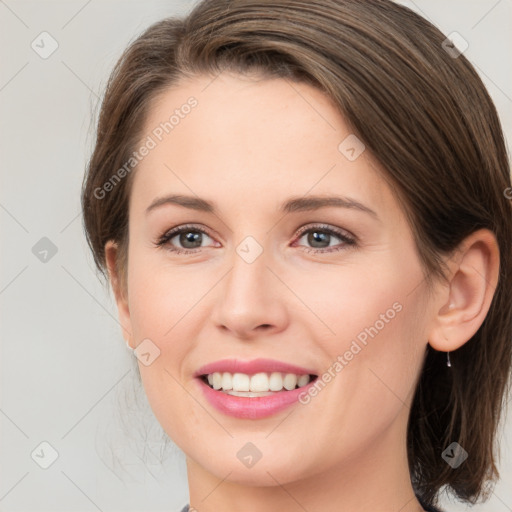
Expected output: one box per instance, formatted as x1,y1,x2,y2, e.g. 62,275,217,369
154,224,218,254
154,223,357,255
292,224,356,253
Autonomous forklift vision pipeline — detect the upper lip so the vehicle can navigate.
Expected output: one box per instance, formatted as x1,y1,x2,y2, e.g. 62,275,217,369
194,358,318,377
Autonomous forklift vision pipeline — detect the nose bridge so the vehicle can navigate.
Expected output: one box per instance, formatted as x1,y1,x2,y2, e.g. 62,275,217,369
225,235,271,309
211,233,288,336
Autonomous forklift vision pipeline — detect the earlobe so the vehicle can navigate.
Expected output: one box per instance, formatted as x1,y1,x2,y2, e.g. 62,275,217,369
105,240,133,347
428,229,499,352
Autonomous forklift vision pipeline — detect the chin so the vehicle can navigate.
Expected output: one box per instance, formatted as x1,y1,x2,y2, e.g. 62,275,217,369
199,450,312,487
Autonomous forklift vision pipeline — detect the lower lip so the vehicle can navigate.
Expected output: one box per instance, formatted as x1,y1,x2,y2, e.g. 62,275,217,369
195,376,318,419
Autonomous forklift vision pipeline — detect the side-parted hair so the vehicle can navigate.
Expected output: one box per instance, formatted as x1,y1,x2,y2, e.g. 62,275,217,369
81,0,512,507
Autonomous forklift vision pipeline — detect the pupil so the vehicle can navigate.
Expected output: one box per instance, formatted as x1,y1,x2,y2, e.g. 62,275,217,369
308,231,329,248
180,231,202,248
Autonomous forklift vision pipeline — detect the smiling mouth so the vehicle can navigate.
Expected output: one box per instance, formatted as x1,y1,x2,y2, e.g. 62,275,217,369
199,372,318,397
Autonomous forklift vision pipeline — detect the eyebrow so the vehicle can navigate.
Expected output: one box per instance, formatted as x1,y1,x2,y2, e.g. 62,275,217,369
145,194,378,218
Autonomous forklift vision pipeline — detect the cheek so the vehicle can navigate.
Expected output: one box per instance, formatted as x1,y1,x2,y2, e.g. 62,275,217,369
288,250,424,352
126,247,216,340
299,248,428,394
124,250,230,432
311,257,428,432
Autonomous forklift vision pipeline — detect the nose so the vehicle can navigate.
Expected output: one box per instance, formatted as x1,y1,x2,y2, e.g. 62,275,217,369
210,244,289,339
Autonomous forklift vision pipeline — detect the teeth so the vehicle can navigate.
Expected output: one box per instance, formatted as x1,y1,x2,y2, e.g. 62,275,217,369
250,372,269,391
232,373,250,391
204,371,313,392
226,390,275,397
269,372,283,391
221,372,233,390
283,373,297,390
212,372,222,390
297,374,310,387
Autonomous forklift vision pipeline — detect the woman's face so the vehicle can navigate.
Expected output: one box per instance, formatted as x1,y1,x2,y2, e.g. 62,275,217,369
113,72,436,486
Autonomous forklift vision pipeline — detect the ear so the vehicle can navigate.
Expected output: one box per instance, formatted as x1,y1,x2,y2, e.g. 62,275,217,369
428,229,500,352
105,240,133,348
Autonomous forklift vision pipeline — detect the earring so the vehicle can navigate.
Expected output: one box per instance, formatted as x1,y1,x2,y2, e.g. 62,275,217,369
446,351,452,368
125,337,134,352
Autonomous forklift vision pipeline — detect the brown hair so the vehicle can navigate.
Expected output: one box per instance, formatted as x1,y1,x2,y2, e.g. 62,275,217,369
81,0,512,507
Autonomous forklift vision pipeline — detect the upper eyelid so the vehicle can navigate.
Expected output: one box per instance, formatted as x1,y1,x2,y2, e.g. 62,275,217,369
294,224,354,239
164,224,215,239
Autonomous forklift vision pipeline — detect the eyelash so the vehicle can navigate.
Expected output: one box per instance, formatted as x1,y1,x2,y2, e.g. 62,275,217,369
154,223,357,255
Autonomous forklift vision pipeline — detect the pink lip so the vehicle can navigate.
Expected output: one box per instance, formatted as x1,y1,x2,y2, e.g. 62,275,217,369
194,358,317,377
193,358,318,420
195,375,318,420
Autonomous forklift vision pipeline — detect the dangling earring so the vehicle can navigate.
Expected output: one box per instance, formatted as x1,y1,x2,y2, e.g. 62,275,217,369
446,351,452,368
125,337,134,353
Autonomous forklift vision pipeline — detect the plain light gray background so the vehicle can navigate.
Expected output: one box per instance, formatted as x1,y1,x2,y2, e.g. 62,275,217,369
0,1,511,511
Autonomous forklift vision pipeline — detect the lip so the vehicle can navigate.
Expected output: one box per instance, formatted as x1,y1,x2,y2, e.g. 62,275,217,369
195,374,318,420
193,358,317,378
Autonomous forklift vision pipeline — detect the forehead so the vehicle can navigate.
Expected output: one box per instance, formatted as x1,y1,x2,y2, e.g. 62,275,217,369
130,72,395,219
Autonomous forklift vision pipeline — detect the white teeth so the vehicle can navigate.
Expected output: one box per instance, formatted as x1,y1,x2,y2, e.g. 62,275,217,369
269,372,283,391
221,372,233,390
232,373,250,391
283,373,298,390
297,374,310,387
249,372,269,392
212,372,222,390
203,371,313,392
226,390,275,397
